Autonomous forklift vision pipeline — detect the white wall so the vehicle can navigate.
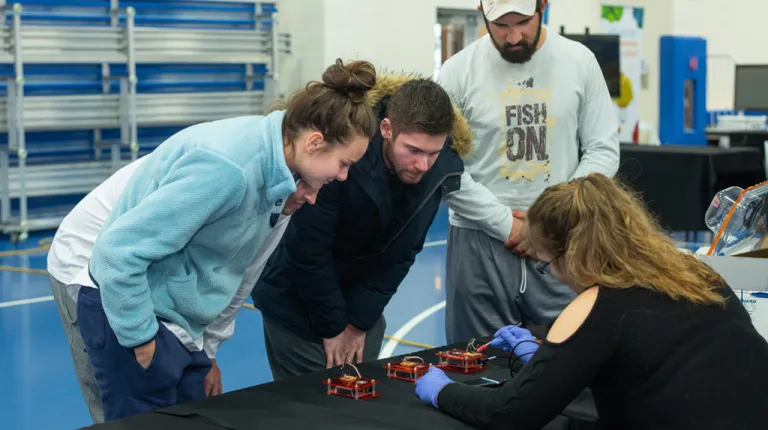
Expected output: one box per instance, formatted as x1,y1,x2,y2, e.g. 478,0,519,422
548,0,768,113
674,0,768,65
548,0,674,126
274,0,325,99
278,0,673,126
278,0,477,89
278,0,764,125
324,0,476,77
673,0,768,110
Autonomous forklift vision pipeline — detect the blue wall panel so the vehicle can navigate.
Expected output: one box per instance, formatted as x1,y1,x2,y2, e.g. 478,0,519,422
659,35,708,145
0,1,277,222
4,1,275,28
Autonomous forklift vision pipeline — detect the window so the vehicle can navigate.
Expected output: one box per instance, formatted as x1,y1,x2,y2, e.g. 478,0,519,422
684,79,695,131
435,8,484,79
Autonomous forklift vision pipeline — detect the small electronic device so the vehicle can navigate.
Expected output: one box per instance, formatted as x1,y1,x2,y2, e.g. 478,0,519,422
435,339,488,374
323,363,380,401
461,377,501,387
706,182,768,256
384,356,430,383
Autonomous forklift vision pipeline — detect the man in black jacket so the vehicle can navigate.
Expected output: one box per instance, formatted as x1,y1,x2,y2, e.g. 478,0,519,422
252,75,472,379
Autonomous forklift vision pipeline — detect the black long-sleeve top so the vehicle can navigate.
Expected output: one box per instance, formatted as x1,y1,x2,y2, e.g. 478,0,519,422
438,285,768,429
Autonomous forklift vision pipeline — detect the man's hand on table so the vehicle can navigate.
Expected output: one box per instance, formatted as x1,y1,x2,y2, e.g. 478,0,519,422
323,324,366,368
415,367,455,408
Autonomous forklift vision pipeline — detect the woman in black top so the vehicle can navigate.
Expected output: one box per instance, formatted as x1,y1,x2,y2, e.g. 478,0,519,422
415,173,768,429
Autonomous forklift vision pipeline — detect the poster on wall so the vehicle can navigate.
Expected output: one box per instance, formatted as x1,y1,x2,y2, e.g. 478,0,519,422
601,5,644,142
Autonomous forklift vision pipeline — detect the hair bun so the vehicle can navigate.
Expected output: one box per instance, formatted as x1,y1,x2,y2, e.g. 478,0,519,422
322,58,377,104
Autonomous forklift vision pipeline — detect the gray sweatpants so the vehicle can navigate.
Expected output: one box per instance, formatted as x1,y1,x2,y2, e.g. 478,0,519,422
445,225,577,344
48,273,104,424
262,314,386,381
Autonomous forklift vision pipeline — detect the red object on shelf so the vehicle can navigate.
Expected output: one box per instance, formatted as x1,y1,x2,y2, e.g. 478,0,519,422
633,122,639,143
383,361,430,383
435,349,487,374
323,376,381,400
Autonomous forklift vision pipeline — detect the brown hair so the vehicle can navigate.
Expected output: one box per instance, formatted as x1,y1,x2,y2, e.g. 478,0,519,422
386,79,455,139
526,173,726,306
270,58,378,146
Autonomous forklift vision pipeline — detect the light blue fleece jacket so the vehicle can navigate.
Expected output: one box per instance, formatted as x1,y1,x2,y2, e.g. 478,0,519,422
89,110,296,348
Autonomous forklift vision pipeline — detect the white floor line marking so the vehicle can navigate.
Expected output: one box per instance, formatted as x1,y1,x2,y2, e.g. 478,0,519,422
379,300,446,359
0,239,447,309
423,239,447,248
0,295,54,308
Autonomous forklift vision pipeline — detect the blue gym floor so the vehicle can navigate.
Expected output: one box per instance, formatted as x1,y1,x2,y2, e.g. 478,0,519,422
0,204,707,430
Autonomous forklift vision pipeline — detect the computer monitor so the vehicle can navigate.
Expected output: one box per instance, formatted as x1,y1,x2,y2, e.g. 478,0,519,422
734,65,768,112
562,33,621,98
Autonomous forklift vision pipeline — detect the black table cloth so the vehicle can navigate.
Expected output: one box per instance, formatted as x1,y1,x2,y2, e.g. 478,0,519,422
617,144,766,232
85,340,599,430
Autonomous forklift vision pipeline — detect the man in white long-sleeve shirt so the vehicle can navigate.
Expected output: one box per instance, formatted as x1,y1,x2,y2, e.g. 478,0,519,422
437,0,620,343
46,158,316,424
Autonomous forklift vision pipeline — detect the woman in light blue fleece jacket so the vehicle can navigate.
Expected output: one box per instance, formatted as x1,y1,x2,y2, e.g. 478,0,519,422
75,59,379,421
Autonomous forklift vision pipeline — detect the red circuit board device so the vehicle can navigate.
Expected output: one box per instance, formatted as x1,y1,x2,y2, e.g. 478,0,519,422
323,364,381,400
434,349,487,374
383,357,430,382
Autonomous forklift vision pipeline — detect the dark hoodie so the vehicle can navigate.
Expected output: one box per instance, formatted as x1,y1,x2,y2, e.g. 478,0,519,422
251,74,473,342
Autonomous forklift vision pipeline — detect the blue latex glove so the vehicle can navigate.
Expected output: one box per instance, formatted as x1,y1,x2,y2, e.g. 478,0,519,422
488,325,539,364
415,366,455,408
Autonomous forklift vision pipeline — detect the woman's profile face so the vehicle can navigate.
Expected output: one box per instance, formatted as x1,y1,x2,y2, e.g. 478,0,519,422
529,225,583,293
292,130,369,190
535,250,581,293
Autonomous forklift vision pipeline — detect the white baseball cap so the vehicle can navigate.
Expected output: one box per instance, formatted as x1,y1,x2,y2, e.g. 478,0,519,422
481,0,537,21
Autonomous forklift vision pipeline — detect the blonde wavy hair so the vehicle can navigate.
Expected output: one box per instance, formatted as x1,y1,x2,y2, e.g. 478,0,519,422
526,173,727,306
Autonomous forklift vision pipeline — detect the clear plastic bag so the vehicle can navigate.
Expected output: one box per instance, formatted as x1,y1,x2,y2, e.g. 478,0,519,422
706,181,768,256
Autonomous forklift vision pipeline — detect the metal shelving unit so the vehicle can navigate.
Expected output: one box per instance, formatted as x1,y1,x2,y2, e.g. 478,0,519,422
0,1,290,240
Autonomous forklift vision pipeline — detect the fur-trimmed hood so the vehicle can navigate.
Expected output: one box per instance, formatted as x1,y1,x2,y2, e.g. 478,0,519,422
366,73,473,158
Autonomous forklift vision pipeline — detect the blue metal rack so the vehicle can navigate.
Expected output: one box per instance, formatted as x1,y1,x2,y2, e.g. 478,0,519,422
0,0,289,240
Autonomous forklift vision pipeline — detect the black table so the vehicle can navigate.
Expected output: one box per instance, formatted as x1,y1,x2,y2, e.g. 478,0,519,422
85,341,599,430
706,128,768,150
706,128,768,180
617,144,766,232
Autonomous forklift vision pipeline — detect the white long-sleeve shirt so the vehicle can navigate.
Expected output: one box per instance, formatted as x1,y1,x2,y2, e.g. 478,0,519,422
47,158,290,358
437,29,620,242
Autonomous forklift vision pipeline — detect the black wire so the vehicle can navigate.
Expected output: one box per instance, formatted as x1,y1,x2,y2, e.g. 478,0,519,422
511,340,540,356
511,351,536,370
506,340,540,379
508,351,537,378
503,340,539,365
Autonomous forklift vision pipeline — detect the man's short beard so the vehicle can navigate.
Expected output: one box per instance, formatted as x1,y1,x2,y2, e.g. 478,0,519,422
383,137,424,185
485,12,543,64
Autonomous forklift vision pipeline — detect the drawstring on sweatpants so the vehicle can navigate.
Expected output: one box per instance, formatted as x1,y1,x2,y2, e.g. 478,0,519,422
519,262,527,294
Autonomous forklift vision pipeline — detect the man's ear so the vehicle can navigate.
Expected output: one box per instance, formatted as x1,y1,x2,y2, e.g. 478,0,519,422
380,118,393,140
304,131,326,155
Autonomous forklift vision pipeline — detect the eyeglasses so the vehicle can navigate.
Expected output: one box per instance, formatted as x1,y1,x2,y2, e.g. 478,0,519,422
535,260,551,275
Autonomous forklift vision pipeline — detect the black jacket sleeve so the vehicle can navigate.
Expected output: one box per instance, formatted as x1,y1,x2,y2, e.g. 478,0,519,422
283,181,348,339
436,292,620,430
345,230,427,331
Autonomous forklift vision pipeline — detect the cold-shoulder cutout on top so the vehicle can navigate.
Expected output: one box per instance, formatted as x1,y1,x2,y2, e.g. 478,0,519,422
546,286,599,345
